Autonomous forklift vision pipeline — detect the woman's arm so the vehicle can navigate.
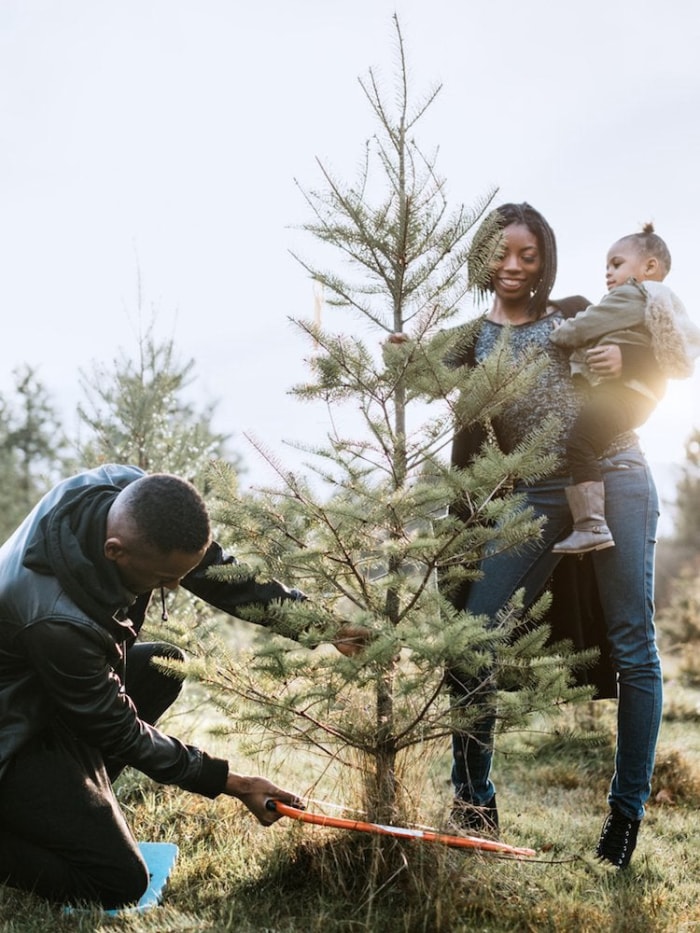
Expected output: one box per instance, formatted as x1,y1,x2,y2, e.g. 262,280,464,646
587,342,665,398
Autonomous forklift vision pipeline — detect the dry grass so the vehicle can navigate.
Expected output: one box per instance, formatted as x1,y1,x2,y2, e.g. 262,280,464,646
1,661,699,932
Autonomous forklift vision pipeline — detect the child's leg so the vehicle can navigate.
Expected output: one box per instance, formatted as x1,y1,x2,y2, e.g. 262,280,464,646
567,385,655,485
554,386,655,555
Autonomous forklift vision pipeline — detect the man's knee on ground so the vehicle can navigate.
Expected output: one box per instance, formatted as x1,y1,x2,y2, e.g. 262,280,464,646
98,850,150,910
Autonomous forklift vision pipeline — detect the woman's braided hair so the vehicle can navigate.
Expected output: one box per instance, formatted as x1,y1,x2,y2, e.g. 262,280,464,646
468,201,557,319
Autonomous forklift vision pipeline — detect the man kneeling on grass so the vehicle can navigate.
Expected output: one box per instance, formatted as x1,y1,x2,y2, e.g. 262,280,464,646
0,464,305,909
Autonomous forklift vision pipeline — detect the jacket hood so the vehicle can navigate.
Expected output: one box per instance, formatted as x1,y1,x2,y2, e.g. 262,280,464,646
23,483,137,641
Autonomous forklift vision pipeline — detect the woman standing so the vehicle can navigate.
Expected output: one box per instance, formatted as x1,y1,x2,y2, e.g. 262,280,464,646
447,202,662,869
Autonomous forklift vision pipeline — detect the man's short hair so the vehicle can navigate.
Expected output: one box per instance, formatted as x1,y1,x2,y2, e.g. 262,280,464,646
122,473,211,554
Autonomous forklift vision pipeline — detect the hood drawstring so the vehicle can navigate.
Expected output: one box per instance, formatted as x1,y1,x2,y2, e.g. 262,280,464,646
160,587,169,622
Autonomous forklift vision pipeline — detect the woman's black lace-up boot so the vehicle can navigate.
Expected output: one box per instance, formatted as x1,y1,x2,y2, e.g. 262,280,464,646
596,806,641,868
449,794,499,836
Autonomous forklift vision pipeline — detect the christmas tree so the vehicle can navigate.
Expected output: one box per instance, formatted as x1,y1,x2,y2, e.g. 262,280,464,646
199,16,593,825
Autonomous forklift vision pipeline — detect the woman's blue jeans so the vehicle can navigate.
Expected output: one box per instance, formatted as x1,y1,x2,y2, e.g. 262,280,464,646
451,446,662,821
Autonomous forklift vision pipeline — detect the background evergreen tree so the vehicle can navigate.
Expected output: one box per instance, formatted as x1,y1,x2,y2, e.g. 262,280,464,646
653,426,700,609
0,365,67,540
653,427,700,684
75,318,236,486
669,428,700,552
194,17,594,826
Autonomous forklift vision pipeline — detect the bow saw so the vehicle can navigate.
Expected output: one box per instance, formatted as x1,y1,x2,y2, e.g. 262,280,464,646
267,799,536,859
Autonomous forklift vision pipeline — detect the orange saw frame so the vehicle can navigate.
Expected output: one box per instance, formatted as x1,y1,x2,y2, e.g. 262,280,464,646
267,800,536,858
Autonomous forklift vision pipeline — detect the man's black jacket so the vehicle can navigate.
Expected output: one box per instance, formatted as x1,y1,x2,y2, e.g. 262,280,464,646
0,464,299,790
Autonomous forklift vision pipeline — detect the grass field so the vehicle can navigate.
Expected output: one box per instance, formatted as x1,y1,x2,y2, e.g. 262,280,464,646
1,657,698,932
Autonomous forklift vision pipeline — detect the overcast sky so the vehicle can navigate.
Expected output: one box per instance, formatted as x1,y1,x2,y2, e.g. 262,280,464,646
1,0,698,512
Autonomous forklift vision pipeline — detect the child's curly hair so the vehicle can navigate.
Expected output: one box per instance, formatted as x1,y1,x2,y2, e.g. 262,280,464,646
620,222,672,275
